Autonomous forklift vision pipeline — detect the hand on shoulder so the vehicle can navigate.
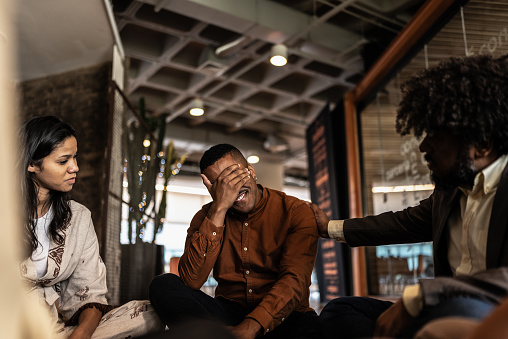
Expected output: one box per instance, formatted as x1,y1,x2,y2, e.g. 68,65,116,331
305,202,330,238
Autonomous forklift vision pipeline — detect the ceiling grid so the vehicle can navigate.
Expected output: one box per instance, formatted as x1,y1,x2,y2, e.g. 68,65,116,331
113,0,425,180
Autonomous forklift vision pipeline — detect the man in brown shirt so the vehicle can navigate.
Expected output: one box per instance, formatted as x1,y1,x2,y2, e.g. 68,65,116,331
149,144,321,339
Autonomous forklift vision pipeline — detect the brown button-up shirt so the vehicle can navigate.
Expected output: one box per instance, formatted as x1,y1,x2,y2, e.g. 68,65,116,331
178,185,319,332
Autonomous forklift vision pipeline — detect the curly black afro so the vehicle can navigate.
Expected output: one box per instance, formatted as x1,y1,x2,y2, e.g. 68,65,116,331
396,54,508,154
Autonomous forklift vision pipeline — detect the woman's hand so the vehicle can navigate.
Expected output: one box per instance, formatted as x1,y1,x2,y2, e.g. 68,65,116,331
67,327,92,339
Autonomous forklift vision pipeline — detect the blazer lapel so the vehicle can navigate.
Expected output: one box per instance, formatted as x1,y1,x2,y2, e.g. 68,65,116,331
434,189,460,239
486,163,508,268
433,188,461,276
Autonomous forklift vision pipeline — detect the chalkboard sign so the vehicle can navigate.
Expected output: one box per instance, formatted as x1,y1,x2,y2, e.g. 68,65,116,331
306,102,352,301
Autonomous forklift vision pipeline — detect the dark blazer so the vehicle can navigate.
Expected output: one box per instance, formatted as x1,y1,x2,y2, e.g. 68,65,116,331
343,162,508,307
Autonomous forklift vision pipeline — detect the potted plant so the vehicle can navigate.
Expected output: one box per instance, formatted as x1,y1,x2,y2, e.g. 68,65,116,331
120,98,186,303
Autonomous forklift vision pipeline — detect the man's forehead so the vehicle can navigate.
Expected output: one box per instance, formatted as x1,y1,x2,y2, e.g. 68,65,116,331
205,154,246,176
214,154,238,168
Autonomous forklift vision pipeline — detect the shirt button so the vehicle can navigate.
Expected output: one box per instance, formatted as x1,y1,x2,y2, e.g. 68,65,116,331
244,223,248,226
246,270,250,274
244,247,248,251
212,232,216,236
248,289,253,293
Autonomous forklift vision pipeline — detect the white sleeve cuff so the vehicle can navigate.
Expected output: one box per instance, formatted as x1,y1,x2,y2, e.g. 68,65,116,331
402,284,423,317
328,220,346,242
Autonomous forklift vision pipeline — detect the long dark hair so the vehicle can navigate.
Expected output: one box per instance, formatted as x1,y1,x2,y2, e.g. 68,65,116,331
19,116,78,256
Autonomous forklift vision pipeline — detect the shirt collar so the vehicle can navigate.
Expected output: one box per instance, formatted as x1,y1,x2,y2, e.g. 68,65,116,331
461,153,508,196
249,184,268,216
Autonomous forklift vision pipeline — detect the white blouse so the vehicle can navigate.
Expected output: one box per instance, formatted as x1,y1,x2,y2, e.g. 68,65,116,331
31,208,53,279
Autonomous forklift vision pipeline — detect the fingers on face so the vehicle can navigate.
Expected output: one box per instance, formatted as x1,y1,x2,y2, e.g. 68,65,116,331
201,174,213,196
219,164,250,188
228,168,251,189
201,174,212,191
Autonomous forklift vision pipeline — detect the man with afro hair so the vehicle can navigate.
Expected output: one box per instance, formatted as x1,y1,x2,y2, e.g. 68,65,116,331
309,54,508,338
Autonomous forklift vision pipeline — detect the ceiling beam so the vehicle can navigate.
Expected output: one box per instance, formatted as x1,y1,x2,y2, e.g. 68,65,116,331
141,0,361,52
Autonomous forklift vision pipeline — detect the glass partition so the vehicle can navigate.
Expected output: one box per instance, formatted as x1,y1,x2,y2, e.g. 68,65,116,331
359,0,508,296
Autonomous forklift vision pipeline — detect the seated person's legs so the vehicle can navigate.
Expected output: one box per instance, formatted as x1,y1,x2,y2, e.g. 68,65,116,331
265,311,322,339
401,296,496,338
134,319,237,339
319,296,393,339
414,317,481,339
149,273,247,327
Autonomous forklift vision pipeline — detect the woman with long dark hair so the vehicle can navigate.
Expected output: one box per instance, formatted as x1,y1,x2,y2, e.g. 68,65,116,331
19,115,164,338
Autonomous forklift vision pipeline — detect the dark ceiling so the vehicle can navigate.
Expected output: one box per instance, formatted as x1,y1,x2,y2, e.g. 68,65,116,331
112,0,426,182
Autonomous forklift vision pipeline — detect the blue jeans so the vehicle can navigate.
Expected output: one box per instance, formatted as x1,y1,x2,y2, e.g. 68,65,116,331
319,296,496,338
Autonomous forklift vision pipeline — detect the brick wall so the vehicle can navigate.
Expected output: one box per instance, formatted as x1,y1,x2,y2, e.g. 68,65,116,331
19,63,110,236
19,62,124,304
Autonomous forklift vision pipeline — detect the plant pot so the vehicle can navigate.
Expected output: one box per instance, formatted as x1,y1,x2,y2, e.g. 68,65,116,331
120,242,164,304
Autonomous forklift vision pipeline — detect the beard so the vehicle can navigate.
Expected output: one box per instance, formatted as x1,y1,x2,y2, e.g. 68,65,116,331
430,148,478,190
